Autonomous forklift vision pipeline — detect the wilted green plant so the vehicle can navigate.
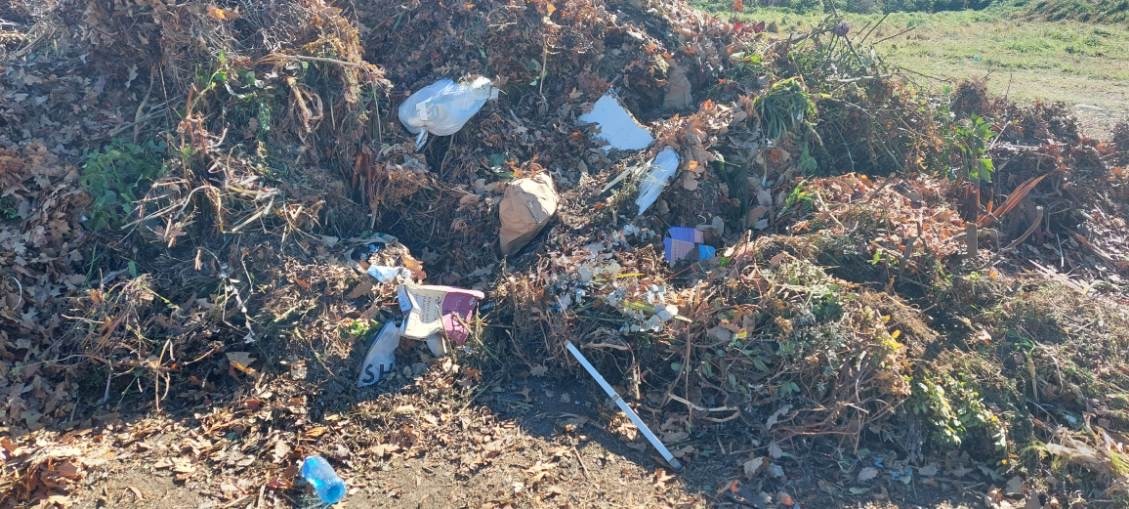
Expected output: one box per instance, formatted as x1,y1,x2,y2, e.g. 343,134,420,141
756,77,817,140
80,139,167,230
912,373,1008,455
783,180,815,211
344,319,380,339
0,196,18,220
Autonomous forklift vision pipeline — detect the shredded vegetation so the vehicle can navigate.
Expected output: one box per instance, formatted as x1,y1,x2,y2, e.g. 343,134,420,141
1,0,1128,507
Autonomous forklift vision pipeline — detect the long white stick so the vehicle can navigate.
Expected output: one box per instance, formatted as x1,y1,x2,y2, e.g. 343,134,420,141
565,341,683,471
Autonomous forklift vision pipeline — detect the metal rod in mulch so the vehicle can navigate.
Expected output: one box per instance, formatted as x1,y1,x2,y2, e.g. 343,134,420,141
565,341,683,471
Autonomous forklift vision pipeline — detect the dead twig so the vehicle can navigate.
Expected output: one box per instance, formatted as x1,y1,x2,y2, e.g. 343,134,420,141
872,25,915,45
977,173,1049,228
8,275,23,309
572,446,591,481
857,13,889,46
263,53,370,68
1001,206,1043,252
667,394,741,423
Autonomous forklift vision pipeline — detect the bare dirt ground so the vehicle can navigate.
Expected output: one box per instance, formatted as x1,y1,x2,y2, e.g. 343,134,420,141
62,373,989,509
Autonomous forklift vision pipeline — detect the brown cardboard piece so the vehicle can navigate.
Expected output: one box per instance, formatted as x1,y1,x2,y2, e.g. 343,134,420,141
499,174,559,255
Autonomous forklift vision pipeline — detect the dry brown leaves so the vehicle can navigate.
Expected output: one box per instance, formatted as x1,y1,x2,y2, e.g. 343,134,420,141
793,173,965,260
0,432,116,507
0,144,88,429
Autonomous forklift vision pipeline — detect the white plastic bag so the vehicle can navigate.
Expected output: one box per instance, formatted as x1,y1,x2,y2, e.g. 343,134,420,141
635,147,680,215
578,93,654,152
356,321,402,387
366,265,413,284
398,76,498,150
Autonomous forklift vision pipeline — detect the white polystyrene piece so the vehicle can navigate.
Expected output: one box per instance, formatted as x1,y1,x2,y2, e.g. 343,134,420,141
635,147,680,215
578,93,654,152
425,335,449,357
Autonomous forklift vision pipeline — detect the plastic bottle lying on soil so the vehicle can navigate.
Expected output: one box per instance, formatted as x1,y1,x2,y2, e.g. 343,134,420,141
635,147,680,215
300,455,347,505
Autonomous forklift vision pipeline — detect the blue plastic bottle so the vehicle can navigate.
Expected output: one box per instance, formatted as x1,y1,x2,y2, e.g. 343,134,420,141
299,455,346,505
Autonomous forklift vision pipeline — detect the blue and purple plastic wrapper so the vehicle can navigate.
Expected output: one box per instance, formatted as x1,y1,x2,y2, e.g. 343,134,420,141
663,227,716,264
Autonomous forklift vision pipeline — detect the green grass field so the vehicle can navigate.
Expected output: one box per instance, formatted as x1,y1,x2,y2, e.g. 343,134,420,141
1027,0,1129,23
696,3,1129,137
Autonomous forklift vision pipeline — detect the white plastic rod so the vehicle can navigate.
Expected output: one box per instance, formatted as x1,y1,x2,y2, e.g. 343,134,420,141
565,341,683,471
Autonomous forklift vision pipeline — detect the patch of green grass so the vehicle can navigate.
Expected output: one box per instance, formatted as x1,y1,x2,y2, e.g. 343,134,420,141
0,196,18,220
695,0,1128,21
694,0,999,14
755,77,817,140
783,180,815,211
80,139,167,231
343,318,380,339
699,3,1129,136
1028,0,1129,23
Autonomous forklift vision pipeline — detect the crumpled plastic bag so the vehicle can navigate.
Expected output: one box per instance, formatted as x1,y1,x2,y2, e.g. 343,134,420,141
367,265,413,284
352,233,425,283
398,76,498,150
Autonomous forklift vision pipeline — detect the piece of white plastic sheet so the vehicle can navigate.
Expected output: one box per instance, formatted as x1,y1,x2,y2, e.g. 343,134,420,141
578,93,654,152
356,321,402,387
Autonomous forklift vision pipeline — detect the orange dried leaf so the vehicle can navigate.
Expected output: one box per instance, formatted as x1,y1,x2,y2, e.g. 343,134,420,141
304,426,329,438
206,5,238,21
225,352,257,376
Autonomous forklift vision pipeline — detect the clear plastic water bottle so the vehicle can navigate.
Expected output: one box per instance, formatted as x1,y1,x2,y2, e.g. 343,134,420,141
299,455,346,505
